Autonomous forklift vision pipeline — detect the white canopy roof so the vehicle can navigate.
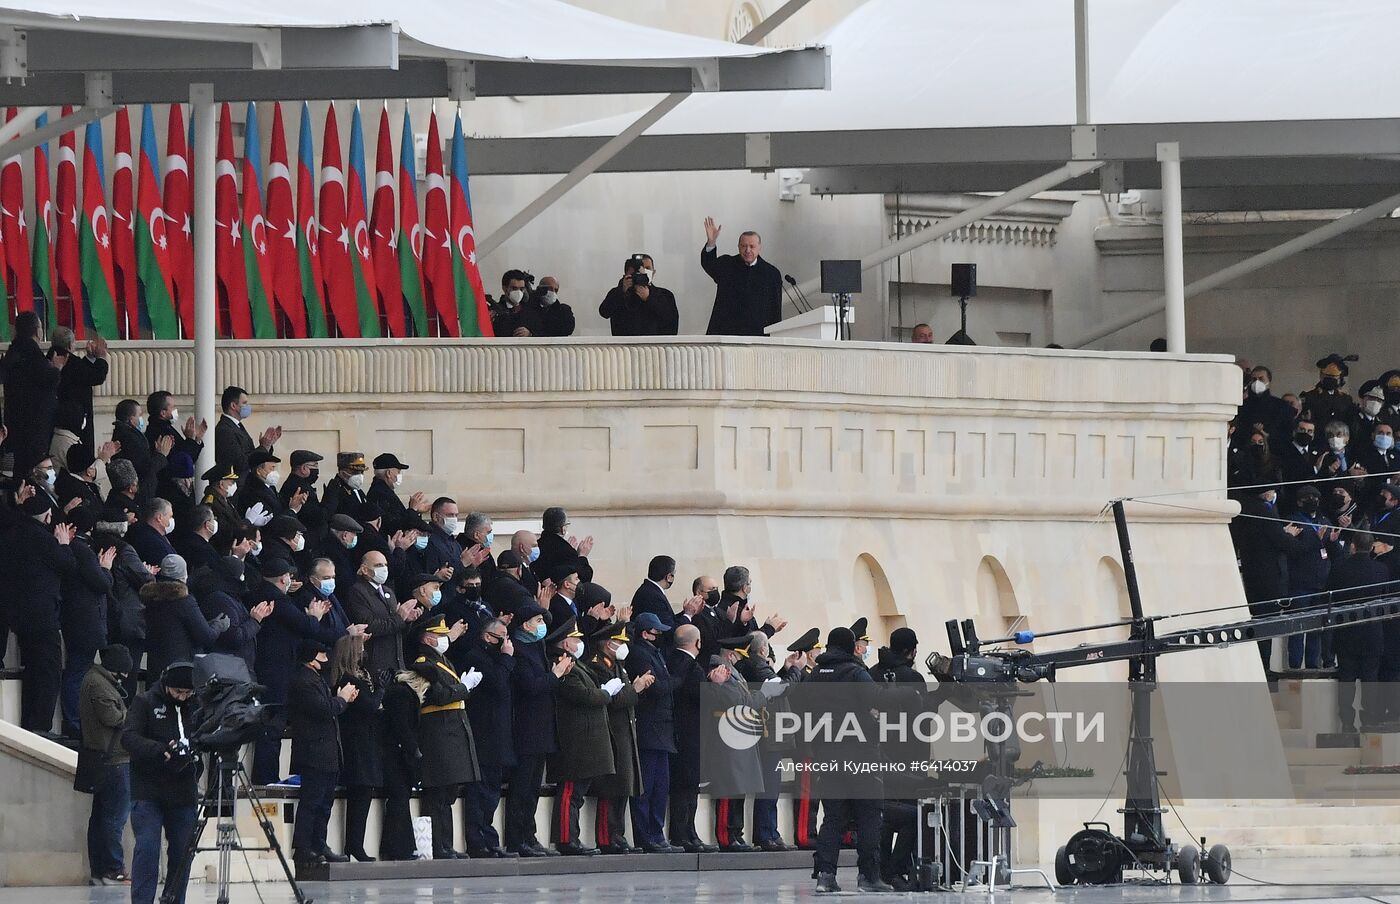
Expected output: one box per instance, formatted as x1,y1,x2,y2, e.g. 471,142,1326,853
471,0,1400,211
0,0,830,104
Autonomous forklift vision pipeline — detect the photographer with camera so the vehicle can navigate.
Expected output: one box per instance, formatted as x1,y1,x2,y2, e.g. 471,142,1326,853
599,254,679,337
122,661,200,904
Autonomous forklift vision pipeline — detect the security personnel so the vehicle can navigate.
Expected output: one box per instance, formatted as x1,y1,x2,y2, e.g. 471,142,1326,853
584,622,648,854
808,627,889,894
624,612,682,853
410,614,481,859
1301,353,1355,431
200,463,242,537
785,628,822,850
505,613,573,857
548,620,617,855
460,614,521,859
279,451,325,530
323,452,369,520
851,617,873,665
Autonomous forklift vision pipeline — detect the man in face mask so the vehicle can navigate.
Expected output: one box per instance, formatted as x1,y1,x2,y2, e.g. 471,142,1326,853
1359,424,1400,499
278,450,322,530
1238,365,1295,456
425,497,464,581
345,550,422,678
527,275,576,337
547,619,619,856
322,451,369,520
326,513,366,587
200,463,243,540
509,530,541,596
599,254,679,337
1284,486,1341,671
460,613,523,858
237,450,283,528
489,269,542,337
503,613,574,857
144,390,206,468
677,574,725,662
1233,480,1305,675
173,504,221,574
368,453,430,528
1301,353,1356,432
214,384,280,476
1353,384,1386,457
548,566,582,630
111,399,172,505
409,613,478,860
127,497,178,569
1280,417,1319,512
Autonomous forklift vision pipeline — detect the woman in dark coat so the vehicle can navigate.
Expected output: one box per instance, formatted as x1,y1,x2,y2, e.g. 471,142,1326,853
329,633,384,861
95,531,153,697
140,575,226,679
581,622,645,853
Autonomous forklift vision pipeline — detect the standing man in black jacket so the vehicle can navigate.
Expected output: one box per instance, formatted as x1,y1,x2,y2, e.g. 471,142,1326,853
4,493,77,731
1,310,60,474
48,328,108,462
625,612,682,852
288,641,358,865
1231,483,1305,673
460,615,520,859
700,217,783,337
630,556,677,629
122,662,200,904
665,624,715,853
1331,533,1390,730
214,385,280,476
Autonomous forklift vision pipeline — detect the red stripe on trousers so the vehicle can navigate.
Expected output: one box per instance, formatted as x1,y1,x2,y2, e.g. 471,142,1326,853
797,772,812,847
559,782,572,844
717,798,730,847
598,799,609,847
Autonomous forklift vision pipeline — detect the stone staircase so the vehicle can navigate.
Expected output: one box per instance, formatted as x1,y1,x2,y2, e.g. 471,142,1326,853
1174,679,1400,861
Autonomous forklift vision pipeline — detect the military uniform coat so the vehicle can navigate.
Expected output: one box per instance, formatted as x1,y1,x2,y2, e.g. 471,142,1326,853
582,654,642,797
410,647,480,788
546,656,614,783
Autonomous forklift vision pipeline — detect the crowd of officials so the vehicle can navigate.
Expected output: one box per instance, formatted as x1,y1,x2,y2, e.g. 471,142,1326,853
0,293,905,898
1229,353,1400,729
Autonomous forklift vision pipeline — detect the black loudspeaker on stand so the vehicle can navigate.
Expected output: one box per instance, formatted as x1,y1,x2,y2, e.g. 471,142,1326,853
947,263,977,345
820,259,860,341
160,752,311,904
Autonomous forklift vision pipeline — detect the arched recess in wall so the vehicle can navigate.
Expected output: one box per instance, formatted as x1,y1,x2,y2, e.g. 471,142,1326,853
975,555,1021,636
852,553,903,640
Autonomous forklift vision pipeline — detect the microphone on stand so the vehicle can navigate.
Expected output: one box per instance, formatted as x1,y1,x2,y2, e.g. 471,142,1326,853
784,274,813,313
781,280,804,316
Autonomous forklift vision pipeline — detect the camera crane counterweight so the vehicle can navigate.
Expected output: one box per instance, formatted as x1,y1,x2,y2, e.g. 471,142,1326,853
929,500,1400,886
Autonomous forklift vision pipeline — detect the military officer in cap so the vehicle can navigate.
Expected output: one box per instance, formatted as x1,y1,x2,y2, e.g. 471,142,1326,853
625,612,683,853
323,452,369,520
410,613,482,859
733,631,799,851
714,634,762,852
237,449,283,526
785,628,823,849
548,619,620,855
584,621,650,854
200,463,242,536
851,617,873,665
279,451,323,529
369,453,430,528
1302,353,1356,431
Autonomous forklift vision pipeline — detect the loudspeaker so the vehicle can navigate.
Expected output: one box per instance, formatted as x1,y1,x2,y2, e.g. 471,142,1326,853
820,259,862,295
951,263,977,298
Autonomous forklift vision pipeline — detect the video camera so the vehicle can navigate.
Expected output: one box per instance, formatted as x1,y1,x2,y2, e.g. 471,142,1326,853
627,253,652,286
188,653,278,757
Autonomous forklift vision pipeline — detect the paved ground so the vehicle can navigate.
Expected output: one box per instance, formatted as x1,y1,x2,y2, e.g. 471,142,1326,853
8,858,1400,903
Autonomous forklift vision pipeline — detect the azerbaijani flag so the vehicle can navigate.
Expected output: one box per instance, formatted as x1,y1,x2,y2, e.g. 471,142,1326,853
397,106,429,336
296,102,327,338
449,110,492,337
79,118,121,338
240,103,277,339
136,104,179,339
346,104,381,337
370,104,406,337
31,112,57,332
266,102,308,338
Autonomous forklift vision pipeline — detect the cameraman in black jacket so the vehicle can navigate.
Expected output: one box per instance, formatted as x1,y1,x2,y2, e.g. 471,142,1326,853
599,255,679,337
122,662,200,904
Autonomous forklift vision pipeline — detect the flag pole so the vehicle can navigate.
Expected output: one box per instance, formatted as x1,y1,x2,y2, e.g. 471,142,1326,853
191,85,217,489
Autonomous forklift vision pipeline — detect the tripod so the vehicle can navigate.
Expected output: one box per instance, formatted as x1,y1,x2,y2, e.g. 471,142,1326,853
160,751,311,904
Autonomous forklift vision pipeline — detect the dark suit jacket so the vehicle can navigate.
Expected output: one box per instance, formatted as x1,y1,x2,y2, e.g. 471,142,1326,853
214,414,257,474
112,419,166,503
343,577,410,676
701,246,783,337
666,647,705,789
54,351,108,450
630,580,676,628
288,665,346,774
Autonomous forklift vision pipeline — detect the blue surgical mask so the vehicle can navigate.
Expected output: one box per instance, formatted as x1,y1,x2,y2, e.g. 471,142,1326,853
1378,434,1395,452
529,546,540,563
534,623,547,640
345,535,358,550
431,589,443,606
137,416,147,432
238,403,252,419
484,531,494,547
319,579,335,596
414,534,429,550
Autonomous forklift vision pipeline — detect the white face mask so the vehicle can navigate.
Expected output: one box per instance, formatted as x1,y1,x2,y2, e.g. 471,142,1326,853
371,565,389,585
1250,379,1268,395
165,516,176,535
348,473,366,490
44,468,56,486
290,534,305,552
434,636,450,655
208,519,219,537
225,482,238,498
1365,399,1383,417
1329,436,1347,452
442,517,461,535
612,642,630,661
394,472,404,487
639,268,654,281
264,470,280,487
170,408,179,423
542,290,558,306
507,289,524,306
